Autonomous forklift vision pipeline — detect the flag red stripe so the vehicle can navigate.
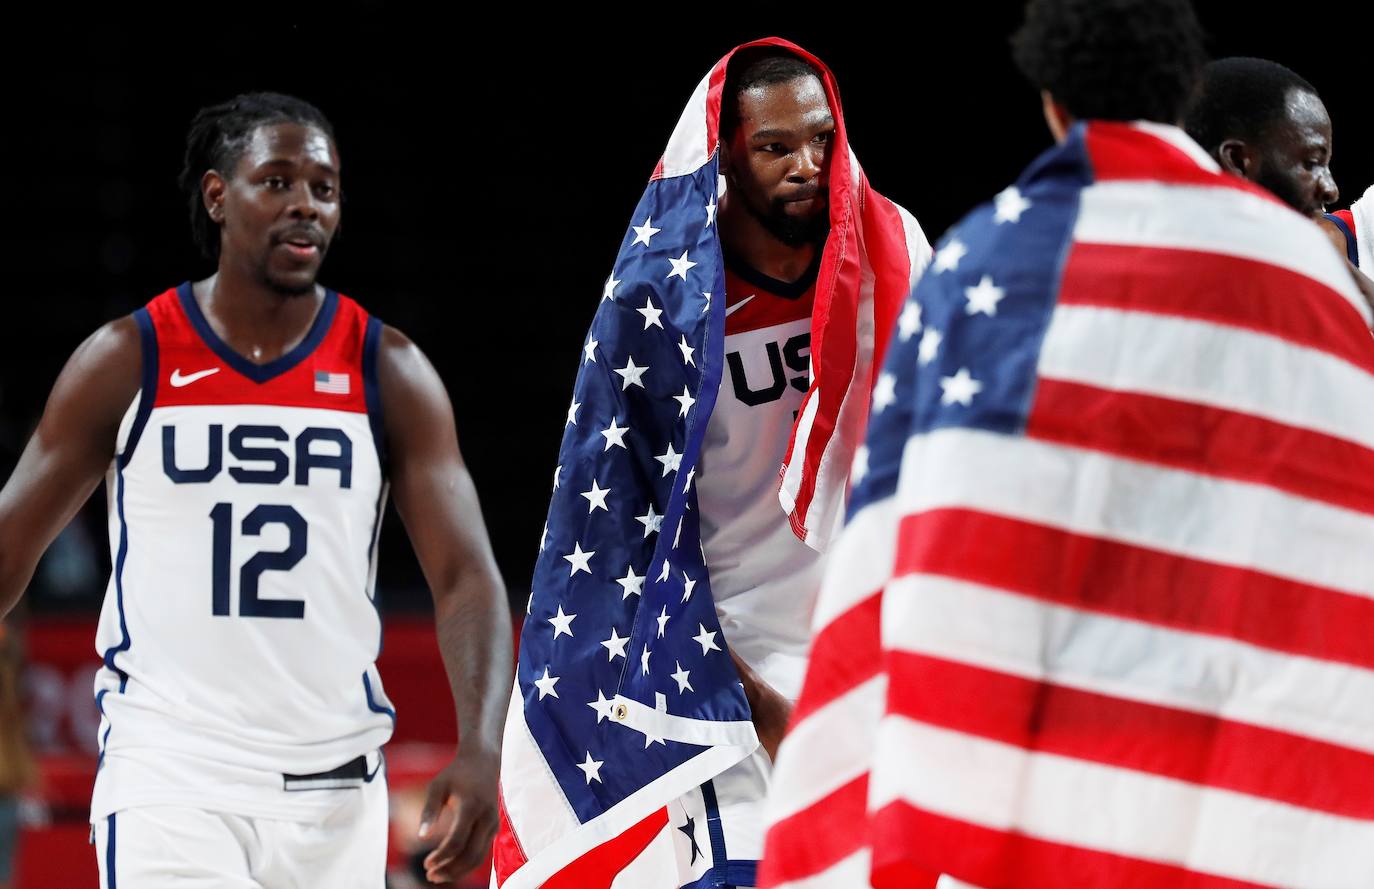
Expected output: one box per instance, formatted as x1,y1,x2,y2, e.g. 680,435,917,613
894,508,1374,670
1029,378,1374,517
885,651,1374,819
869,802,1274,889
1059,243,1374,374
788,591,882,725
758,775,871,887
1084,122,1272,205
538,807,669,889
492,789,528,885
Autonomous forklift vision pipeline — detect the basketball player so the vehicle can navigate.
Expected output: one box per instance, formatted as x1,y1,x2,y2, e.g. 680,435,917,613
1183,58,1374,308
496,45,928,888
0,93,511,887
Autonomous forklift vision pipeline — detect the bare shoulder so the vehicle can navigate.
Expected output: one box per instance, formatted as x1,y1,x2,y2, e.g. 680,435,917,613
55,315,144,416
1316,215,1352,257
375,324,456,446
33,314,144,463
376,324,445,397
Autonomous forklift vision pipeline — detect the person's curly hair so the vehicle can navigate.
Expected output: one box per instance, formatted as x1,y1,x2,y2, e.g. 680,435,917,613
1011,0,1207,124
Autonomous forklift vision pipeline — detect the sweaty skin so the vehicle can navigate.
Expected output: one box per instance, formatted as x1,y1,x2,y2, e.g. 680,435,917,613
1215,88,1339,218
719,75,835,285
0,122,511,884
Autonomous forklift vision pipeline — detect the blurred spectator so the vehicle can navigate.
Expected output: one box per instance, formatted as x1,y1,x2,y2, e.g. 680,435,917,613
0,620,37,889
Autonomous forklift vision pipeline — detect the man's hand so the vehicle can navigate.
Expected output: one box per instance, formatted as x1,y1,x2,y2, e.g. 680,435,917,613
731,650,793,761
419,748,501,884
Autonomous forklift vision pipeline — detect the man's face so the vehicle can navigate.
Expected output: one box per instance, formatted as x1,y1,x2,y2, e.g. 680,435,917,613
212,122,341,295
1251,89,1339,217
722,75,834,247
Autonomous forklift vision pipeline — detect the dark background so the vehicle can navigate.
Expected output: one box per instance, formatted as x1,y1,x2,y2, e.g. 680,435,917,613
4,7,1370,613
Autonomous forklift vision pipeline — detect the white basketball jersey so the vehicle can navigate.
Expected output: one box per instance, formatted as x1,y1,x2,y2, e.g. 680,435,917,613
697,261,827,703
91,283,394,821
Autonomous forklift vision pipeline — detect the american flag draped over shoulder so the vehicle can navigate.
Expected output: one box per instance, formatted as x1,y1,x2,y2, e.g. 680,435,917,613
761,120,1374,889
495,37,928,889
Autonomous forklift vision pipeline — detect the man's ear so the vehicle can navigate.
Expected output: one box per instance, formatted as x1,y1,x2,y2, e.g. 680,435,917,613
1040,91,1073,143
1217,140,1254,179
202,169,227,224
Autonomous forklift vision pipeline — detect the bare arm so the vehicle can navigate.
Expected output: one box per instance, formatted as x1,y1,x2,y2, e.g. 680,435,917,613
377,326,512,883
0,318,141,619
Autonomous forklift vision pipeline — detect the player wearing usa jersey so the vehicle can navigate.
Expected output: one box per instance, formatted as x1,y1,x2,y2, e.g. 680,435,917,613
0,93,511,887
612,49,928,887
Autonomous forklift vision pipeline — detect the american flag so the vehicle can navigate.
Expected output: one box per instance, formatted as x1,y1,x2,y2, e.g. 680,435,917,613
495,38,927,888
761,121,1374,889
313,370,350,394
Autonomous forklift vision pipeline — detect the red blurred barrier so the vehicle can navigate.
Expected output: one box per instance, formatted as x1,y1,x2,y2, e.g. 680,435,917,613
16,616,505,888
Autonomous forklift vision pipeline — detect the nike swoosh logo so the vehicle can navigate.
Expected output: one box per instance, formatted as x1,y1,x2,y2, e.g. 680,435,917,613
170,367,221,388
724,294,756,317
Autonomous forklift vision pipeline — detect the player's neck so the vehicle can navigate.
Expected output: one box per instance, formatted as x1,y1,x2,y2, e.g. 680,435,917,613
718,197,817,284
192,268,325,366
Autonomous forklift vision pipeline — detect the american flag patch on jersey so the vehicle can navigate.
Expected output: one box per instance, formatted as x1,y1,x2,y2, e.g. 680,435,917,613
314,371,350,394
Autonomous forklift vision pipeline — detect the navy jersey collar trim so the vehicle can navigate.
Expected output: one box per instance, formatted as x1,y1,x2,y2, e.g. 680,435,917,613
176,282,338,384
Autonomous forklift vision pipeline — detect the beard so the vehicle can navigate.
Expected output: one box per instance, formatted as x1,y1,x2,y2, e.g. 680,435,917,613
741,194,830,247
262,272,318,297
1253,167,1318,216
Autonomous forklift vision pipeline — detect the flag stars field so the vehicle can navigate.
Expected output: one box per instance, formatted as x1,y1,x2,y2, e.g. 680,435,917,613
577,752,604,785
667,250,697,281
534,667,560,700
614,357,649,390
655,444,682,476
637,297,665,330
964,275,1007,316
873,373,897,413
564,542,595,576
548,605,577,640
631,217,661,247
693,624,720,655
580,481,611,513
671,662,694,693
933,238,968,273
898,301,922,341
940,368,983,406
601,628,629,661
918,327,944,366
635,505,662,537
616,565,645,599
994,185,1032,223
600,418,630,451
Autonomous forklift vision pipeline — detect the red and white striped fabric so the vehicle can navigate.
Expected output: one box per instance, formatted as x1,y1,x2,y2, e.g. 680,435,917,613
760,120,1374,889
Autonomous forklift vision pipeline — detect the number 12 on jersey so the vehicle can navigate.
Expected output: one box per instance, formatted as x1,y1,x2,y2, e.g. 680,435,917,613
209,503,309,619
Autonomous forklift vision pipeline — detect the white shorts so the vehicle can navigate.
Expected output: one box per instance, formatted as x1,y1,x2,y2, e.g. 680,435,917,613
611,747,771,889
92,767,388,889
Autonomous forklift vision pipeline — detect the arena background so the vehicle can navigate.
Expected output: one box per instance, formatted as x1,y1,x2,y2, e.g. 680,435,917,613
1,8,1369,887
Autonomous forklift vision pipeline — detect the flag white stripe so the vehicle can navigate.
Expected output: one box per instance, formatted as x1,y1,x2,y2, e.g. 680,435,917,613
809,498,895,632
1075,181,1366,319
766,675,885,825
660,71,712,179
502,741,753,889
770,850,872,889
869,719,1374,889
1040,305,1374,451
499,684,581,854
897,427,1374,601
883,574,1374,756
